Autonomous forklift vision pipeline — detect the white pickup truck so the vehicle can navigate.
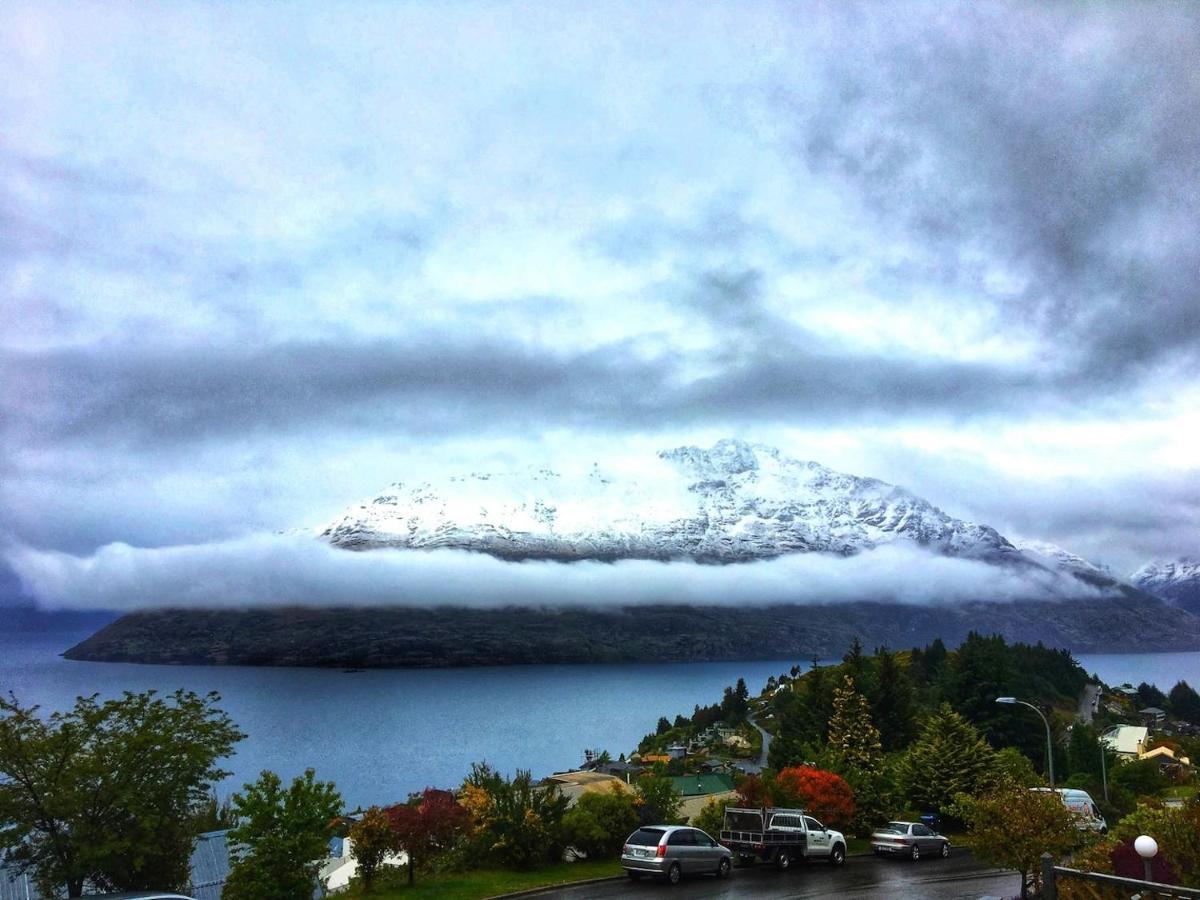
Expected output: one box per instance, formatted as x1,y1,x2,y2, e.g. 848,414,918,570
718,806,847,870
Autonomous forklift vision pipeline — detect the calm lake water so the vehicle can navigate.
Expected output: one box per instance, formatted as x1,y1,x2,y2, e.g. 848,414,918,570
2,625,1198,810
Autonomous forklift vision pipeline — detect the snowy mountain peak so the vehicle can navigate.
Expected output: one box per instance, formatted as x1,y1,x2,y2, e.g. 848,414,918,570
1132,557,1200,616
319,439,1040,566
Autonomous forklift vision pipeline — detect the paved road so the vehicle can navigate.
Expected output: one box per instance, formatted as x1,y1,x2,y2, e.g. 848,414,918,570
536,852,1019,899
744,715,772,774
1078,684,1101,724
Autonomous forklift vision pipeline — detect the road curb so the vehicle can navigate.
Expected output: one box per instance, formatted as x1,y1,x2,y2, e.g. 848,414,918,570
485,874,626,898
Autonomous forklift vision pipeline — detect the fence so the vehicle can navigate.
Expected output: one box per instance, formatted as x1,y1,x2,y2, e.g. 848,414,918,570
1043,853,1200,900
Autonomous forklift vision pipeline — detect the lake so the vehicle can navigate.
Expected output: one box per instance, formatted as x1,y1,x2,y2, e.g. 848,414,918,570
2,625,1197,810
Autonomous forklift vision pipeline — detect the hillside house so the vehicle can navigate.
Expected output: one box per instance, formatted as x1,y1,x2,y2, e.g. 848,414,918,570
1101,725,1149,760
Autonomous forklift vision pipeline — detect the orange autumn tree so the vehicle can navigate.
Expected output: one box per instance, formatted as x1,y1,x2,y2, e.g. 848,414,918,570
775,766,855,830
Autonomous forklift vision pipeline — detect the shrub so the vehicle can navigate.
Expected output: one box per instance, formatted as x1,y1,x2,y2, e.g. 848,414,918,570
562,785,639,858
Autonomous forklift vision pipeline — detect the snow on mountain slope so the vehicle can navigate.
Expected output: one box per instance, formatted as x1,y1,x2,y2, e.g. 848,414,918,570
1132,558,1200,615
321,438,1053,568
1014,540,1112,578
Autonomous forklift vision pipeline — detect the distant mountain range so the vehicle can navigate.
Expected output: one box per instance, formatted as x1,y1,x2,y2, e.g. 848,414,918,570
1132,558,1200,617
63,439,1200,666
323,439,1091,577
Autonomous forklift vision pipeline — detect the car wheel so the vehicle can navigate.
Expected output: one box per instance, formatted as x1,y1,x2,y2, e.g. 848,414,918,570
831,844,846,866
627,871,642,881
940,842,950,859
667,862,682,885
910,844,920,862
776,850,792,870
717,857,731,878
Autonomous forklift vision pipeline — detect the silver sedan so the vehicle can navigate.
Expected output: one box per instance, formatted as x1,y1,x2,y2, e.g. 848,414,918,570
871,821,950,861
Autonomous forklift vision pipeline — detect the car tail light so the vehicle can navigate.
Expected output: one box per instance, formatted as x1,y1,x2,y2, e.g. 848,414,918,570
656,844,667,858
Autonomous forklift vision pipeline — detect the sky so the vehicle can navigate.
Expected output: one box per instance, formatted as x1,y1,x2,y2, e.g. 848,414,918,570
2,0,1198,610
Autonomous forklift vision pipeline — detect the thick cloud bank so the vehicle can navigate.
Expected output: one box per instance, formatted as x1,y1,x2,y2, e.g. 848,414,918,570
8,533,1101,612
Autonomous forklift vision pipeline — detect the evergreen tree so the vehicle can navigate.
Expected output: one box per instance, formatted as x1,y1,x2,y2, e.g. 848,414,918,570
1168,681,1200,722
872,648,917,752
897,704,997,814
827,675,882,772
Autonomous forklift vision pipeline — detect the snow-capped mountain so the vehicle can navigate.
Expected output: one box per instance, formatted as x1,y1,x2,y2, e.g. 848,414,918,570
320,439,1089,574
1014,540,1112,578
1132,558,1200,616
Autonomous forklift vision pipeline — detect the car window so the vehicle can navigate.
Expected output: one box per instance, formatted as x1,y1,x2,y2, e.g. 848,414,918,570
628,828,666,846
913,824,932,836
804,817,823,831
694,830,716,847
668,829,696,846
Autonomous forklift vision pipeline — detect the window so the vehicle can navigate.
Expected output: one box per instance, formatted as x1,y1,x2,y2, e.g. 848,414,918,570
913,825,932,836
804,817,823,831
628,828,665,846
694,830,716,847
668,830,696,846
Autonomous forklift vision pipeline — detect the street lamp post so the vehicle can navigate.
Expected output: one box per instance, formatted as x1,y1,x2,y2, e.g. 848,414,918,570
996,697,1055,788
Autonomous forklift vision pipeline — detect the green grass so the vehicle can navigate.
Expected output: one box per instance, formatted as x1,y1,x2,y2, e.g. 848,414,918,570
345,859,623,899
846,836,873,856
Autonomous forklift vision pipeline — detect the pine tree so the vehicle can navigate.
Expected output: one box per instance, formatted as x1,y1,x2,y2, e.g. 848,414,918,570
897,704,997,813
827,675,882,772
872,648,917,752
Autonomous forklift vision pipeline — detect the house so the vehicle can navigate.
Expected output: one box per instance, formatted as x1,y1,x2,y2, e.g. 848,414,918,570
666,774,738,824
1101,725,1149,760
1139,707,1167,725
666,744,688,760
639,753,672,766
542,770,628,806
321,835,407,893
1140,745,1192,777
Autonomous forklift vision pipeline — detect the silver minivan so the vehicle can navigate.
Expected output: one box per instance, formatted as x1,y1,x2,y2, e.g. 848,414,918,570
621,824,733,884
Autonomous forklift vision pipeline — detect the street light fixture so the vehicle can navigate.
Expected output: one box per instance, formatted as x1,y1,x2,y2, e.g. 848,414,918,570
996,697,1055,788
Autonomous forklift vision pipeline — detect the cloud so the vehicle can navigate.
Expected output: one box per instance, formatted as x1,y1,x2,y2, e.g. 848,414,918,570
7,533,1103,613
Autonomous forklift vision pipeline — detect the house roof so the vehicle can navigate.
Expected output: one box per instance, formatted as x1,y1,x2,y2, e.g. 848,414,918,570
1140,707,1167,715
1101,725,1149,755
668,774,736,797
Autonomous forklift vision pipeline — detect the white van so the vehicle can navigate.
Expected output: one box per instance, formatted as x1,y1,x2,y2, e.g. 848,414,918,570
1032,788,1107,833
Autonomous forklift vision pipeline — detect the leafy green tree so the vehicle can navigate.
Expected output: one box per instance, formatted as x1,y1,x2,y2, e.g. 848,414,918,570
897,704,997,814
655,717,671,735
1112,798,1200,883
953,780,1078,900
1110,756,1170,798
461,764,568,869
222,768,343,900
633,773,682,826
0,689,243,898
827,675,882,772
562,786,638,858
690,797,726,840
348,806,395,894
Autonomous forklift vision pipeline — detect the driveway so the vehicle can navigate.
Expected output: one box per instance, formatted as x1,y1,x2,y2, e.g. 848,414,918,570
741,714,771,774
1077,684,1101,724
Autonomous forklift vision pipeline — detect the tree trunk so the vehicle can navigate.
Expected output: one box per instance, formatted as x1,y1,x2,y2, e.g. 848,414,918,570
407,853,415,885
69,878,84,898
1019,865,1028,900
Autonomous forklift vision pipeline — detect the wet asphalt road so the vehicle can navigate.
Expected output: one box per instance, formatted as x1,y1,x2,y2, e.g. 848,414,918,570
535,852,1019,899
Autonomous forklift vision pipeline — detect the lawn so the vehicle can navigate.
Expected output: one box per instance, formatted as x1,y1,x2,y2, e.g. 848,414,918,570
343,859,623,899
